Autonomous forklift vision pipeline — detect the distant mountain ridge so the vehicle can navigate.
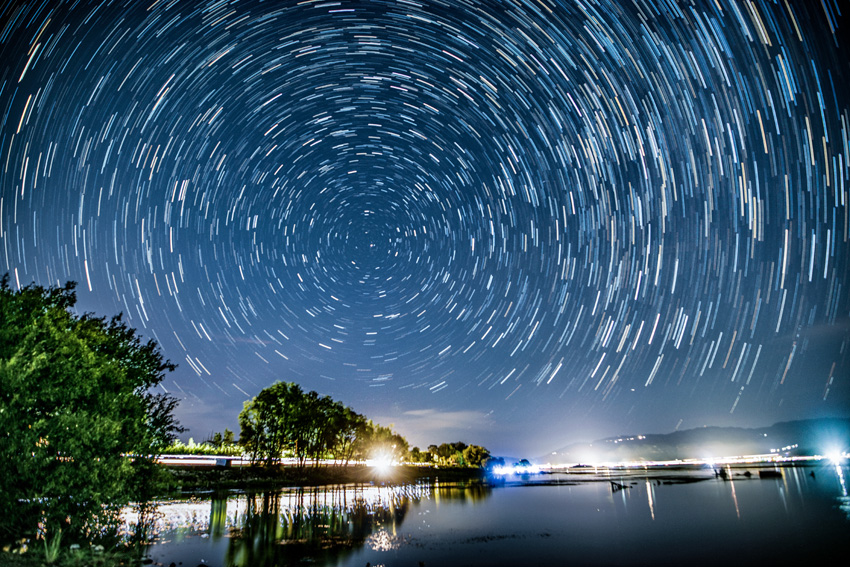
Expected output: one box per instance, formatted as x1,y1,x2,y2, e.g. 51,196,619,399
542,418,850,464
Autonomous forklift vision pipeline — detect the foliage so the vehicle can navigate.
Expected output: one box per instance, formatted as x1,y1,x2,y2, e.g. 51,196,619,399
43,529,62,564
207,428,235,447
421,442,490,467
238,381,404,468
238,384,490,470
161,437,243,456
462,444,491,467
0,276,181,547
238,381,303,466
364,423,409,463
1,541,145,567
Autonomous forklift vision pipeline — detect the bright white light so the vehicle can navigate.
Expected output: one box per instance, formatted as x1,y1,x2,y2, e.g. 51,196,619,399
491,463,540,475
825,451,843,464
369,453,394,474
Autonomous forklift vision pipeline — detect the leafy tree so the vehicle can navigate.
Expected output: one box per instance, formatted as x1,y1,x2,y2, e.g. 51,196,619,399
434,443,460,465
333,407,369,465
425,441,489,467
315,397,360,466
447,441,470,466
291,389,322,467
0,276,181,546
238,381,304,466
238,381,407,468
427,444,440,463
463,445,491,468
367,423,409,463
206,428,236,448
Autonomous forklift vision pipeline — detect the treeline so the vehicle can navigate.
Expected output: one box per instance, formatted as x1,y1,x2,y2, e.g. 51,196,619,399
162,431,242,456
237,381,409,468
195,381,491,469
409,441,490,468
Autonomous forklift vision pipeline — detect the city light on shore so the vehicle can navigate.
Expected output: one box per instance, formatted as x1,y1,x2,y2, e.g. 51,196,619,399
540,452,849,471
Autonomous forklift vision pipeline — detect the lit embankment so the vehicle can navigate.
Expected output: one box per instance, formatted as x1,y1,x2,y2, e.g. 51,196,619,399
538,451,849,471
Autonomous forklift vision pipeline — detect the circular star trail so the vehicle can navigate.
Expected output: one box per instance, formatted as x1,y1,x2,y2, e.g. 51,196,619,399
1,0,848,452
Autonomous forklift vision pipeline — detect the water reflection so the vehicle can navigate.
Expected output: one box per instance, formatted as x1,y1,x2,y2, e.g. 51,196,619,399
224,486,410,565
134,482,491,566
834,463,849,519
772,463,850,521
128,467,849,567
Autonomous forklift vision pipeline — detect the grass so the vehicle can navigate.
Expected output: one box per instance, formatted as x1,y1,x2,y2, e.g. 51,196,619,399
42,530,61,564
1,541,144,567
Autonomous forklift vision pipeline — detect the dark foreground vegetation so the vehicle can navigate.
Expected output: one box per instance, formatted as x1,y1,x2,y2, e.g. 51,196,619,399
0,276,181,556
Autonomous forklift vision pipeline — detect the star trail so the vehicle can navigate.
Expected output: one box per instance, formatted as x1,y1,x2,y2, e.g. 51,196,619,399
1,0,848,455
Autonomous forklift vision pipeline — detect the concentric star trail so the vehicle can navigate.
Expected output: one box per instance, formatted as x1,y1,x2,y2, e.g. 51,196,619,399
2,0,847,453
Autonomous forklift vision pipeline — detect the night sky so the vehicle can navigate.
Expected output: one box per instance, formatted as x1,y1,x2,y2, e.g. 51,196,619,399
1,0,848,457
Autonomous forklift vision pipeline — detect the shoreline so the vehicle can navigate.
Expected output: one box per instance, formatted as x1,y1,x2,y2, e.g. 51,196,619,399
164,463,486,494
162,459,826,495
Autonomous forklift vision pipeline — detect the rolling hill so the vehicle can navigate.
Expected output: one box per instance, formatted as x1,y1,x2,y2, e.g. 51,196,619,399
542,418,850,464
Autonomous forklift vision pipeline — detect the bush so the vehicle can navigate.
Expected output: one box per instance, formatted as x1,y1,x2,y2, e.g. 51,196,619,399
0,276,181,546
161,438,243,456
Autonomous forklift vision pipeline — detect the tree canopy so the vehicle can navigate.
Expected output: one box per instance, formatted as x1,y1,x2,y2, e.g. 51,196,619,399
411,441,490,467
238,381,491,471
0,276,181,545
238,381,407,468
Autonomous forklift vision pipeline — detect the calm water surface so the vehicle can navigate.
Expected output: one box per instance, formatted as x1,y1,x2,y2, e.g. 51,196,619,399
132,464,849,566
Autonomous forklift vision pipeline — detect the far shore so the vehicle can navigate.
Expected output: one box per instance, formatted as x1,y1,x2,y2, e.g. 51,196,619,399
160,457,832,495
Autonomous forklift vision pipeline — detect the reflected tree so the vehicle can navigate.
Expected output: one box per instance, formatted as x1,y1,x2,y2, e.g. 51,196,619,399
223,486,411,566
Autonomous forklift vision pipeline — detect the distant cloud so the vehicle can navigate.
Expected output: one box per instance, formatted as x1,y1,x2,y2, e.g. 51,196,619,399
372,408,496,447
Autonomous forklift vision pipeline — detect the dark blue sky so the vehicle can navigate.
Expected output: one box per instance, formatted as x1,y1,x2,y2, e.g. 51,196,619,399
1,0,848,456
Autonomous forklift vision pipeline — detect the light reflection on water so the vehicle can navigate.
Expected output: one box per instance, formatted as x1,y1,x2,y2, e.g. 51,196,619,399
835,463,850,519
127,465,850,566
124,483,429,537
126,483,439,566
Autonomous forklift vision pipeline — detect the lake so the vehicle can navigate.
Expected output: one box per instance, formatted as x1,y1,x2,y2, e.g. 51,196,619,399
131,463,849,566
